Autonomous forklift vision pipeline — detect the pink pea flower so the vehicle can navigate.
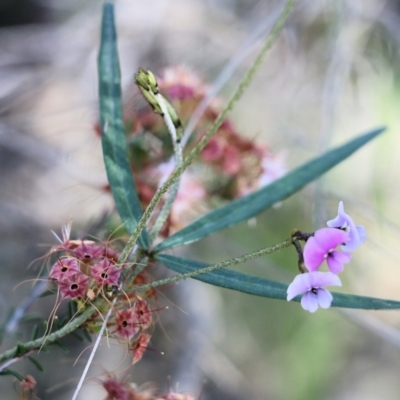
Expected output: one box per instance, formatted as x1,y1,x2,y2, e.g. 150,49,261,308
287,271,342,313
327,201,367,251
304,228,352,274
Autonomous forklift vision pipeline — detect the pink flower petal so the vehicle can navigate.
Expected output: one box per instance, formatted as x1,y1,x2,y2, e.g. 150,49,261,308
314,227,349,250
303,237,326,271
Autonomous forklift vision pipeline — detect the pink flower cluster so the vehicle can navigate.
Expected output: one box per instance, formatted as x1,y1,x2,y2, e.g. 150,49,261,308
48,223,156,363
102,375,197,400
287,202,366,313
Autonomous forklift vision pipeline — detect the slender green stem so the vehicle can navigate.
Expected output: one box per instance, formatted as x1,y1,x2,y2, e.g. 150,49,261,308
133,239,292,293
118,0,296,264
0,305,96,365
149,95,183,239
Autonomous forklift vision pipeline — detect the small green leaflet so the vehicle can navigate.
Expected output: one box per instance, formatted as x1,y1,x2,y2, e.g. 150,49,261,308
157,254,400,310
98,3,149,248
154,127,385,252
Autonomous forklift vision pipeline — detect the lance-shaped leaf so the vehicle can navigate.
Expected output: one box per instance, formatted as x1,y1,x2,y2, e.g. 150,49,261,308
98,3,148,248
157,254,400,310
155,127,384,252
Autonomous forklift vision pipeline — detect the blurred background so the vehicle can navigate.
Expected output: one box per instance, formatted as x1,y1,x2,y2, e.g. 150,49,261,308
1,0,400,399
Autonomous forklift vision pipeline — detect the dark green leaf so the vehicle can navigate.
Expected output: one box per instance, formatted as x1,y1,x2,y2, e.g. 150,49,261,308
80,328,93,342
39,289,56,298
70,331,84,342
157,254,400,310
52,341,69,353
98,3,148,248
155,127,385,252
27,356,44,372
0,369,24,381
31,325,39,341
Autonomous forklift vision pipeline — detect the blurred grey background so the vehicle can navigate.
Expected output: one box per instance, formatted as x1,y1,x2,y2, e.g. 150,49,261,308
1,0,400,399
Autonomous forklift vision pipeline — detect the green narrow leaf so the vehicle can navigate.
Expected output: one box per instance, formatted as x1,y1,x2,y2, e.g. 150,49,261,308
70,331,84,341
155,127,385,252
0,369,24,381
157,253,400,310
98,3,148,248
52,341,69,353
31,325,39,341
27,356,44,372
80,328,93,342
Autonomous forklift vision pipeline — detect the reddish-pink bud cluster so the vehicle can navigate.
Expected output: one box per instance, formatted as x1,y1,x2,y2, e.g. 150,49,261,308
49,224,156,364
101,376,197,400
49,239,122,301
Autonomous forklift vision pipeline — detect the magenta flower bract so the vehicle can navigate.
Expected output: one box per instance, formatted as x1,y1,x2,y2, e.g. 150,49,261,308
304,228,352,274
58,272,90,299
287,271,342,313
327,201,367,251
91,259,121,286
49,257,79,281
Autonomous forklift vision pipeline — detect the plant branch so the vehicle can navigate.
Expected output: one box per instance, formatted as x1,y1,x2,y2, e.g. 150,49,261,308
134,238,293,293
0,305,96,367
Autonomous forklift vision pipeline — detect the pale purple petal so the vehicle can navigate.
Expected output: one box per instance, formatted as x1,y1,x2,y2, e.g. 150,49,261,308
309,271,342,288
303,237,326,271
326,251,352,274
327,201,366,251
327,201,346,228
301,292,319,313
287,273,311,300
316,288,333,309
287,272,341,312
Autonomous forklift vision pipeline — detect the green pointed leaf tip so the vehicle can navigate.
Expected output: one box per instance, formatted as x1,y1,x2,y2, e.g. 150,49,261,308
155,127,385,252
157,253,400,310
28,356,44,372
0,369,24,381
98,3,149,248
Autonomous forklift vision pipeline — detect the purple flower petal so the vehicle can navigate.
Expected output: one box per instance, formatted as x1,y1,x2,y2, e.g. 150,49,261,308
309,271,342,287
287,271,341,301
316,288,333,309
287,273,311,300
301,292,319,313
327,201,366,251
326,251,351,274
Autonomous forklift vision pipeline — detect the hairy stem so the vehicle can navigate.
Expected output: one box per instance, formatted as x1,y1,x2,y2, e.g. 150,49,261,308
134,238,293,293
0,305,96,366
